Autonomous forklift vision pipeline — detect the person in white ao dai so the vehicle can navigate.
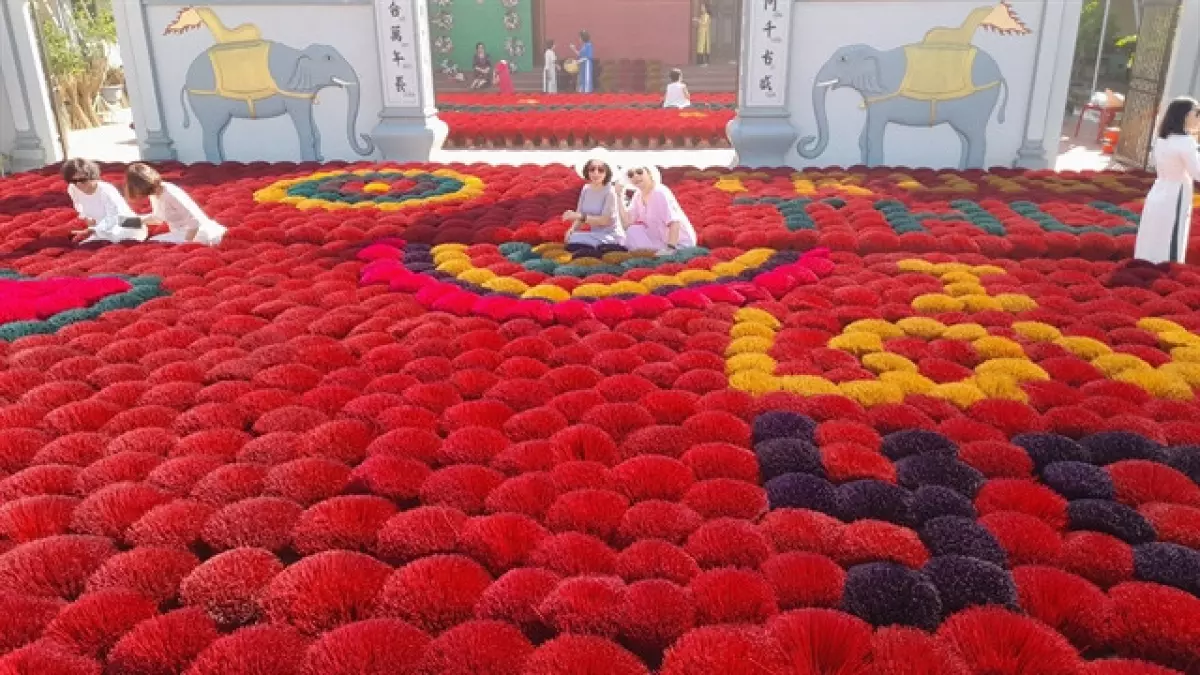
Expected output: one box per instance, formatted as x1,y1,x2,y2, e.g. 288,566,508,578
1135,97,1200,264
125,163,226,246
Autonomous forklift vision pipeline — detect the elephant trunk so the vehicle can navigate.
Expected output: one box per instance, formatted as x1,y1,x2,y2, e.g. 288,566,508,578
343,78,375,156
797,69,832,159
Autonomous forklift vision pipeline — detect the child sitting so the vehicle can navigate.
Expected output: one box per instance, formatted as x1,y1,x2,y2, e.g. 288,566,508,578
62,158,144,243
663,69,691,109
125,162,226,246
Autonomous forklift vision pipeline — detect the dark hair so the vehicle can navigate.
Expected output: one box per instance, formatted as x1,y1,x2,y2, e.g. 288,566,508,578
580,159,613,185
61,158,100,184
1158,97,1198,138
476,42,485,49
125,162,163,199
546,39,555,49
579,30,590,43
702,2,711,13
670,68,683,83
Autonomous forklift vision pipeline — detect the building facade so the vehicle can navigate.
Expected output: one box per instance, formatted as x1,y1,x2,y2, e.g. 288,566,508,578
426,0,742,80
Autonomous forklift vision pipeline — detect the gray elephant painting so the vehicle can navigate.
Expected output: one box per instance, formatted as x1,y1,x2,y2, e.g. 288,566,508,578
797,2,1031,169
165,6,375,162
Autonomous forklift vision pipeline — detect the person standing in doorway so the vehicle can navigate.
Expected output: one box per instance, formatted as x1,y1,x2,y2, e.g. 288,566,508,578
570,31,595,93
694,2,712,66
543,39,558,93
1134,97,1200,265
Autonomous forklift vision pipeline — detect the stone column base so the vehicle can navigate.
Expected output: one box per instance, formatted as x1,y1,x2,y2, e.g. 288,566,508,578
372,112,448,162
1013,139,1049,170
9,131,48,172
141,130,177,162
726,114,798,168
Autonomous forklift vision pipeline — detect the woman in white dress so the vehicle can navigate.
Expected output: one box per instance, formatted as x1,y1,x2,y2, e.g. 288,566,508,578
614,164,697,254
543,39,558,94
1135,96,1200,264
125,163,226,246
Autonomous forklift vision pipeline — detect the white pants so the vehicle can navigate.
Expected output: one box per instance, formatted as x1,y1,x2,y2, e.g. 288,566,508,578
544,68,557,93
150,220,226,247
625,224,666,252
82,217,148,244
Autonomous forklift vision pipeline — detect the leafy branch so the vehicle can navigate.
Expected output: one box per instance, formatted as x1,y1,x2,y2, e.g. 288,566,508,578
35,0,119,129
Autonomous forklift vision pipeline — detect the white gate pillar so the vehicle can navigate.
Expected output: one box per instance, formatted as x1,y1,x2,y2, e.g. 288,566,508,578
1163,0,1200,101
370,0,446,161
1014,0,1083,169
111,0,176,161
1,0,61,170
726,0,797,167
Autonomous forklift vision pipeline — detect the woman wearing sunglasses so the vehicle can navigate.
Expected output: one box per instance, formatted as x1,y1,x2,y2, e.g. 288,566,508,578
616,164,697,254
563,151,625,248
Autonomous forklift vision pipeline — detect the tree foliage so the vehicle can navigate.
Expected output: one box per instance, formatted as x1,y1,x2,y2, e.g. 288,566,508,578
1072,0,1138,89
36,0,118,129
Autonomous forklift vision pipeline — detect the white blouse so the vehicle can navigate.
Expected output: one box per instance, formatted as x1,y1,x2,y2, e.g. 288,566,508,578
664,82,691,109
69,181,133,222
1152,134,1200,184
68,181,141,242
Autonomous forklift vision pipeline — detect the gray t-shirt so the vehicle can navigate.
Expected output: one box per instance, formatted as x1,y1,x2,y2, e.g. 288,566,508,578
577,184,622,236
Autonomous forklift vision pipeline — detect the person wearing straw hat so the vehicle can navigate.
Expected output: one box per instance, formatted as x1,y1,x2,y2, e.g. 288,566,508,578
615,163,696,255
569,31,595,93
563,149,625,248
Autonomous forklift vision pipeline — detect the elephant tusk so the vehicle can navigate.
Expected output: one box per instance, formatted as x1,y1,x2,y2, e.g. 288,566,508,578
331,78,356,87
817,79,839,88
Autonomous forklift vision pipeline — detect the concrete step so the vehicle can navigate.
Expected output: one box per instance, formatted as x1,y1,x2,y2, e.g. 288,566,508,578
652,65,739,92
435,72,544,93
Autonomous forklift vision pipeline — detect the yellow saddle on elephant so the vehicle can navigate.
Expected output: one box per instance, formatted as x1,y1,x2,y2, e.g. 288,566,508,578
897,44,979,102
207,41,280,100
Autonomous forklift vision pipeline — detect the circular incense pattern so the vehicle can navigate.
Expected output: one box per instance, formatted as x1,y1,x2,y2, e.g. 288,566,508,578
253,168,484,211
358,241,835,317
0,271,166,342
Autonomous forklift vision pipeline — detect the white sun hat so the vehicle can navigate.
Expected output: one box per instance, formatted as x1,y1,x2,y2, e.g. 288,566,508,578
574,147,618,181
615,162,662,186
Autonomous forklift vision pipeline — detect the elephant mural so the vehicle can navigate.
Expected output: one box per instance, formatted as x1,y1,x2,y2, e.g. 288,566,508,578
796,1,1031,169
165,7,375,162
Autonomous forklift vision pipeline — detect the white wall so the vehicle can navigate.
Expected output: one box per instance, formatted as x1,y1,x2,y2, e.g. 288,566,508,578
145,4,383,163
784,0,1047,169
1163,0,1199,104
0,68,16,164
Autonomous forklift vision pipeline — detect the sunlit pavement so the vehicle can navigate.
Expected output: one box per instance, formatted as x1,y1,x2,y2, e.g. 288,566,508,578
63,111,1109,172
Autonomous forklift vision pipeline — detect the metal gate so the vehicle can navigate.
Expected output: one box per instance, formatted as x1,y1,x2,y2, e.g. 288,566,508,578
1112,0,1181,168
707,0,742,65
